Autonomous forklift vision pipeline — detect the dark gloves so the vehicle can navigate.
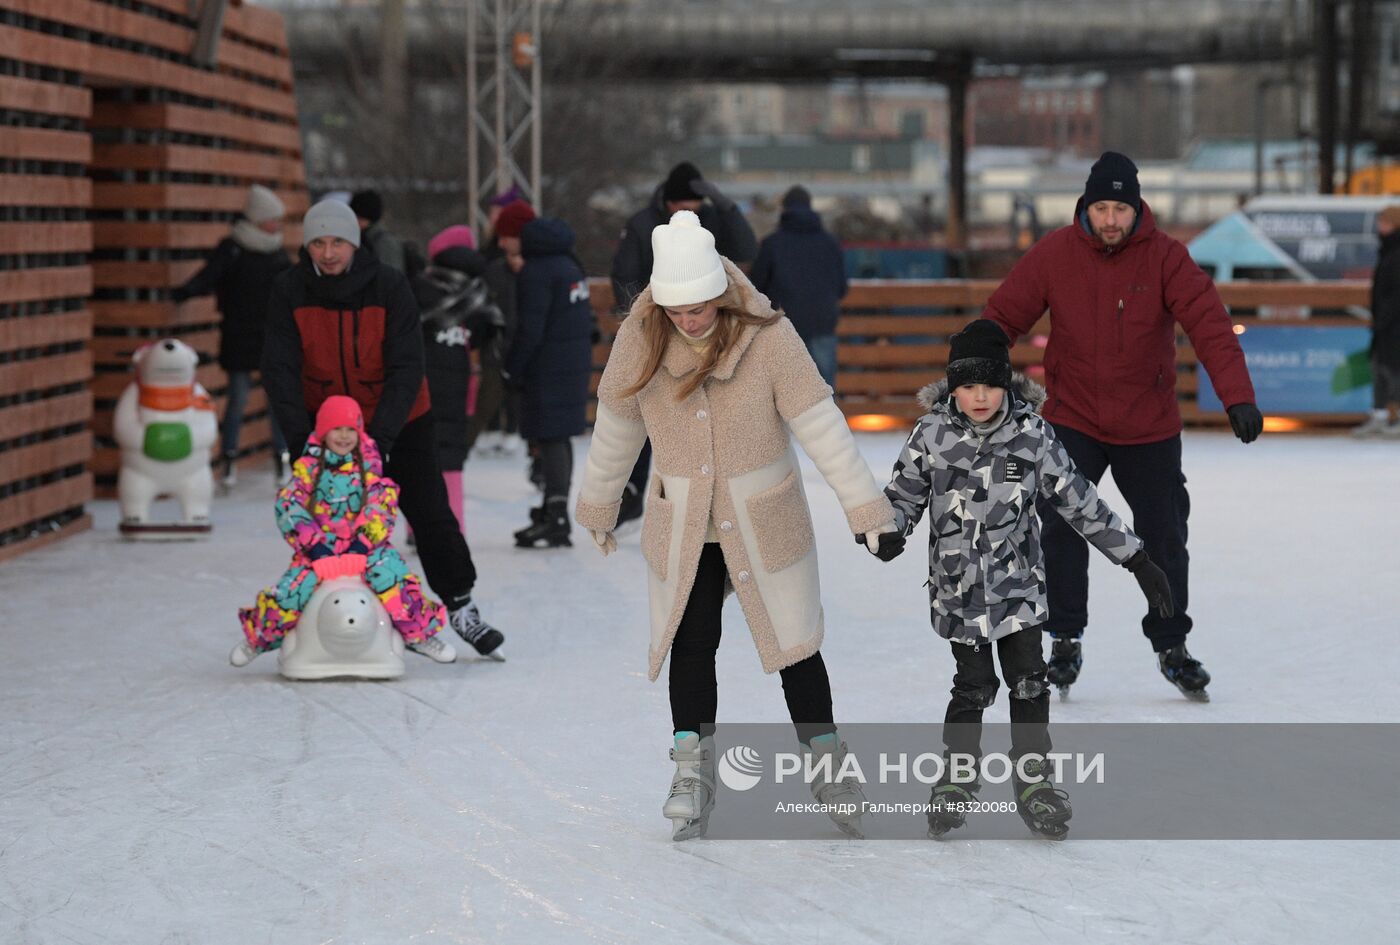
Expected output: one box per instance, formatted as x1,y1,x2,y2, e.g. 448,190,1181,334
347,537,370,556
1125,550,1174,618
689,178,735,212
307,543,336,561
856,530,905,562
1226,403,1263,444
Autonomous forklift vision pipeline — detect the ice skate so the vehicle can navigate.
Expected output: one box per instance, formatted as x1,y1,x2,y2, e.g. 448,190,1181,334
218,453,237,495
1351,413,1391,438
805,733,866,839
513,502,572,548
1046,637,1082,700
1013,756,1072,840
406,634,458,663
663,732,715,841
229,640,260,667
926,767,981,839
449,597,505,661
1157,643,1210,702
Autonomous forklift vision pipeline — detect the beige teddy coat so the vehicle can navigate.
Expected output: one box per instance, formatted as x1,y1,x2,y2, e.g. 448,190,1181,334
575,261,894,682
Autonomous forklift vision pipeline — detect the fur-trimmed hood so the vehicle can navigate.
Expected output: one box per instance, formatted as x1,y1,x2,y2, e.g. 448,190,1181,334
916,371,1047,413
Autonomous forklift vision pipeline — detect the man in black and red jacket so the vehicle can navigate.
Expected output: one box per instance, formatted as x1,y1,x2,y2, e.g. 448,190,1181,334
982,152,1263,702
263,199,505,658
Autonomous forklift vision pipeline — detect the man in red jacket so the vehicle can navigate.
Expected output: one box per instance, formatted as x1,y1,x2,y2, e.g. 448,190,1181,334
263,199,506,659
982,152,1263,702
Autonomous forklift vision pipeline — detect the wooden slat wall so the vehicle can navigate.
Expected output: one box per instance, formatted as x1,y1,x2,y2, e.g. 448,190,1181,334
0,0,305,559
587,279,1375,425
0,35,95,562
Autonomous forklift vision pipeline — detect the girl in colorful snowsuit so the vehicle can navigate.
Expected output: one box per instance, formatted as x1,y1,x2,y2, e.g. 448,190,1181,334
231,396,456,666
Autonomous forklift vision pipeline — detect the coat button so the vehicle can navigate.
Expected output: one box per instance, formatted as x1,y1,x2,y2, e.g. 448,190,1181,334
700,464,711,475
737,570,750,583
696,409,708,420
719,520,733,531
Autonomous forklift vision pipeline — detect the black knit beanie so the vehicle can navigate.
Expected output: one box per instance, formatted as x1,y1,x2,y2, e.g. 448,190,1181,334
662,162,703,203
1082,151,1141,212
946,320,1012,390
350,190,384,224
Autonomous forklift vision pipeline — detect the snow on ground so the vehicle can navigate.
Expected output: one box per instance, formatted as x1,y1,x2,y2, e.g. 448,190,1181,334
2,431,1397,944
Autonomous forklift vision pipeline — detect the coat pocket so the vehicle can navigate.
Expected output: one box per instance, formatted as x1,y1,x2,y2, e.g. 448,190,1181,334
640,476,673,581
745,470,815,573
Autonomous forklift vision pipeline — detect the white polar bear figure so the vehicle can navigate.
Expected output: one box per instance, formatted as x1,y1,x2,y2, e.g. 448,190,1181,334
278,576,405,680
114,338,218,538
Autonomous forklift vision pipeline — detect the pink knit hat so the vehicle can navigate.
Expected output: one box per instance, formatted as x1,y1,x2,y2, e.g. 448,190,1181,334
427,224,477,262
314,395,364,438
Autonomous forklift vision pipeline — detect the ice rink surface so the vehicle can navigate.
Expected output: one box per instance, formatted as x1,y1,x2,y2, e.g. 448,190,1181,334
3,431,1397,944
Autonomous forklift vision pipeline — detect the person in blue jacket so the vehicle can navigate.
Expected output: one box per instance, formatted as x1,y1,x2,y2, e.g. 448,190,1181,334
751,186,848,387
501,215,595,547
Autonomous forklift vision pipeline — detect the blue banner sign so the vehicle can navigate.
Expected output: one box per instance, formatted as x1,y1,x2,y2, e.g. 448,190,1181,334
1196,325,1372,414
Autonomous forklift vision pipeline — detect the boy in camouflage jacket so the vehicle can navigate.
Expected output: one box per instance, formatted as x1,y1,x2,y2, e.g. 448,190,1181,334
872,320,1173,837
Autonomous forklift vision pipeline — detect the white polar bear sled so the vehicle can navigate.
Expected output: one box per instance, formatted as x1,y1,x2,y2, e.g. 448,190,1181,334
278,575,406,681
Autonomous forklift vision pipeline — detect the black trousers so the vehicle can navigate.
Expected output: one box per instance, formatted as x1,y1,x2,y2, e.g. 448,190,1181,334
534,437,573,504
627,438,651,493
384,413,478,608
668,543,836,745
1038,424,1191,651
943,628,1050,761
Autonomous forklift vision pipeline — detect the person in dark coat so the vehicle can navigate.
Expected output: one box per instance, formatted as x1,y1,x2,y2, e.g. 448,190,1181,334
172,184,292,485
262,199,506,659
1354,205,1400,437
412,226,505,536
350,189,408,274
502,215,595,548
751,185,848,386
470,201,531,455
982,151,1262,701
609,162,759,530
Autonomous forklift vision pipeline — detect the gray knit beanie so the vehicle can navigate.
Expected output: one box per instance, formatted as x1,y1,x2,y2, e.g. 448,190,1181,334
302,199,361,248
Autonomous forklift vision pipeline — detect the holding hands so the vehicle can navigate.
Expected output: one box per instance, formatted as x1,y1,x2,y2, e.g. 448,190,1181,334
858,524,905,562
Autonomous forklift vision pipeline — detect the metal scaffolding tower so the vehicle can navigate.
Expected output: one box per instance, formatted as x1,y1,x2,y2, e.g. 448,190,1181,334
466,0,542,232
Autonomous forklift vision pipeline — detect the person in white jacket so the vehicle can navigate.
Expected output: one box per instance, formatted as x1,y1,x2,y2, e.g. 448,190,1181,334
576,210,900,841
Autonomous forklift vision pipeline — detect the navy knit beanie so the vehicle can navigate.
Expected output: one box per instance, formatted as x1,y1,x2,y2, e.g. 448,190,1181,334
1083,151,1141,212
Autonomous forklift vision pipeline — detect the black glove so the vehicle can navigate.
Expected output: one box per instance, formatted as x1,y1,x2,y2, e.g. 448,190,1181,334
856,530,905,562
307,543,336,561
1125,550,1174,618
347,537,370,556
1226,403,1263,444
689,178,735,212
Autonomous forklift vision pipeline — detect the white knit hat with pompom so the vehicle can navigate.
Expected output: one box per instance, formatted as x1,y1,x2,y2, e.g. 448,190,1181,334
648,210,729,306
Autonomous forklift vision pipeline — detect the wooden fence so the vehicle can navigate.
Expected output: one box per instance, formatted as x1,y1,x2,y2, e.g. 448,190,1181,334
588,279,1374,426
0,0,304,561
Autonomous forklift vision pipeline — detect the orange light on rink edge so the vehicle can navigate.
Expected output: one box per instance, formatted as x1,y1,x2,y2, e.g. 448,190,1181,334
1262,416,1303,433
848,414,906,432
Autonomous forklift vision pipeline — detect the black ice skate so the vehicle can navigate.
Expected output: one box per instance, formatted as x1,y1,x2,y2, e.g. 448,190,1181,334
1013,756,1072,840
449,597,506,661
1046,637,1082,700
926,772,982,839
1157,643,1210,702
513,502,571,548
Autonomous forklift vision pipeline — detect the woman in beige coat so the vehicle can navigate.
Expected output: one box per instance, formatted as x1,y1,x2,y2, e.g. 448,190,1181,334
576,210,898,840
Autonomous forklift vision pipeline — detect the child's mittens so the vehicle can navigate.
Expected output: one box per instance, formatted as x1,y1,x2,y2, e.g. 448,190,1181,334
307,542,336,561
1125,550,1174,618
856,527,905,562
347,536,371,555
